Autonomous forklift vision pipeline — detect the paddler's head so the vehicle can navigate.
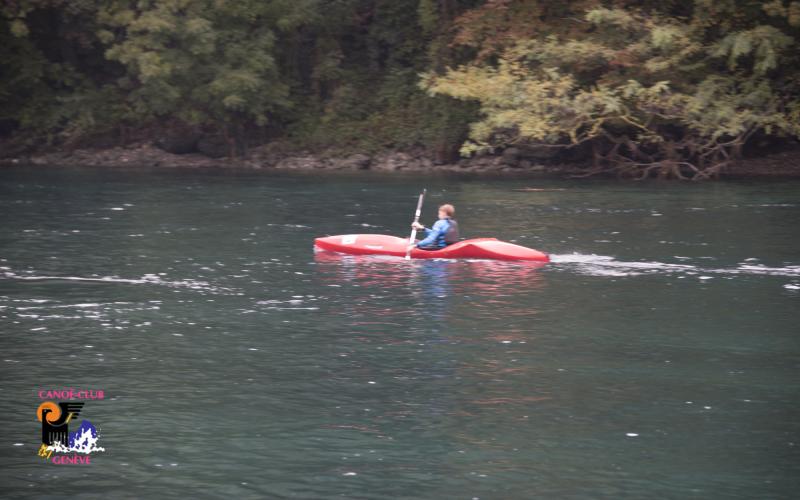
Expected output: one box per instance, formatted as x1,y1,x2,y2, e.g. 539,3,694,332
438,204,455,220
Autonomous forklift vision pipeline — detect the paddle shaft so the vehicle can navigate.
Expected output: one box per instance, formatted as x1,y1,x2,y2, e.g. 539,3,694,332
405,189,426,260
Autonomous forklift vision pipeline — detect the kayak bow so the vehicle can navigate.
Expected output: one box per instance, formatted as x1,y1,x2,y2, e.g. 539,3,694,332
314,234,549,262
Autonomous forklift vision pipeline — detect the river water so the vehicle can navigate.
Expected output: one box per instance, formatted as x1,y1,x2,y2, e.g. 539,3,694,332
0,167,798,499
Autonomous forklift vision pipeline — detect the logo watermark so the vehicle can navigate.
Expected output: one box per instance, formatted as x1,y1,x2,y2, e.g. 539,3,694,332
35,388,106,464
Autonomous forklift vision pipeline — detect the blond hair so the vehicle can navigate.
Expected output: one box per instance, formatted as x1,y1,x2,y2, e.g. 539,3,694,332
439,204,455,217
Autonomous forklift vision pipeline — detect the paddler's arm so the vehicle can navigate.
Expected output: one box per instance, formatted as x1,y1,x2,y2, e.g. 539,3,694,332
415,220,444,248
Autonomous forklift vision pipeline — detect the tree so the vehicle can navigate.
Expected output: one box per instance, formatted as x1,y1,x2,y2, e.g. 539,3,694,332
424,1,800,179
2,0,798,173
0,0,125,148
97,0,316,156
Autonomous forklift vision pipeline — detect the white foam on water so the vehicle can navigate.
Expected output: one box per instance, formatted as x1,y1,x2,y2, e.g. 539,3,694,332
1,267,237,295
732,265,800,276
550,253,697,276
550,253,800,278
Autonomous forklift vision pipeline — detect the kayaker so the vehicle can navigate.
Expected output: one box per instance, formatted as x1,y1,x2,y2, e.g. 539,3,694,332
411,204,460,250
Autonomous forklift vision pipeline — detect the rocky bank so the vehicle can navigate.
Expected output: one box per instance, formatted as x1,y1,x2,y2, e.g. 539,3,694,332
2,142,799,178
0,143,566,174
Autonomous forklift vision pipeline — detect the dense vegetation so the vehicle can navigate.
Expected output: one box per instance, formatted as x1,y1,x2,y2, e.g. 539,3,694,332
2,1,799,178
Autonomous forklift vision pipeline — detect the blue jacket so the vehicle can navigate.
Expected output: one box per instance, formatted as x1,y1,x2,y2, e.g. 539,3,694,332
417,218,453,249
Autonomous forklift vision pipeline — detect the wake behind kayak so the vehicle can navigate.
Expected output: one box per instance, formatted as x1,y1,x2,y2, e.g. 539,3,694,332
314,234,549,262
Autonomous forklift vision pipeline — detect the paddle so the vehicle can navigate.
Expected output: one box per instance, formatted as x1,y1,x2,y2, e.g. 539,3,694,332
405,189,426,260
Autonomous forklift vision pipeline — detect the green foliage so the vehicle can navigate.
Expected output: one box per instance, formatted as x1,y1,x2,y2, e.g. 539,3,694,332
0,1,122,145
1,0,798,175
425,1,800,178
99,0,299,137
711,26,794,73
417,0,439,35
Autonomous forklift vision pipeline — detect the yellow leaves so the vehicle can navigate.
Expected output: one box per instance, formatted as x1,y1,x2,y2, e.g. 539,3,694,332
683,75,793,141
651,81,671,94
426,45,673,151
186,18,213,36
185,18,216,55
425,0,800,162
137,52,172,81
214,70,262,93
650,26,682,51
712,26,794,74
786,101,800,135
97,8,135,28
762,0,787,18
173,0,195,11
762,0,800,25
9,19,28,37
620,80,643,99
426,32,794,159
129,12,176,35
459,141,482,157
417,0,438,35
222,94,246,110
585,8,638,31
96,29,114,45
790,2,800,26
511,37,617,71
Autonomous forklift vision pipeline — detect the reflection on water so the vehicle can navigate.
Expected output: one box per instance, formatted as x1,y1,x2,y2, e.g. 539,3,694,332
315,252,547,327
0,168,798,499
314,252,546,290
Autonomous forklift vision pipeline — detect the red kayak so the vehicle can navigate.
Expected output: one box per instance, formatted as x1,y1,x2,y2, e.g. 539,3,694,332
314,234,549,262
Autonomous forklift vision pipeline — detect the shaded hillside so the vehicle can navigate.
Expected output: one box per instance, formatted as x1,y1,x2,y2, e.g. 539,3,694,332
1,1,799,179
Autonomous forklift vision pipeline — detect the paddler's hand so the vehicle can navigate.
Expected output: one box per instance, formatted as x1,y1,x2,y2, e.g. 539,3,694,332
407,244,416,252
411,221,424,230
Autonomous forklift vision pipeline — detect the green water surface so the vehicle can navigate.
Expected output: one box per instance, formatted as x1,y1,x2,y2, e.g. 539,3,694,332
1,167,798,499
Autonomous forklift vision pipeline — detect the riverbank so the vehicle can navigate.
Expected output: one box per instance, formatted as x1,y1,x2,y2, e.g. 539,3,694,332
2,142,800,178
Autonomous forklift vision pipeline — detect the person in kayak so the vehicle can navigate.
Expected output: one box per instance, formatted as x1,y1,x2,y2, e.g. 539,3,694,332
411,204,460,250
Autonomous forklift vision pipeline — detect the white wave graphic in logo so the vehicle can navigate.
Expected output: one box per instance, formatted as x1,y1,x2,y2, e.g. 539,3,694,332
47,421,105,454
